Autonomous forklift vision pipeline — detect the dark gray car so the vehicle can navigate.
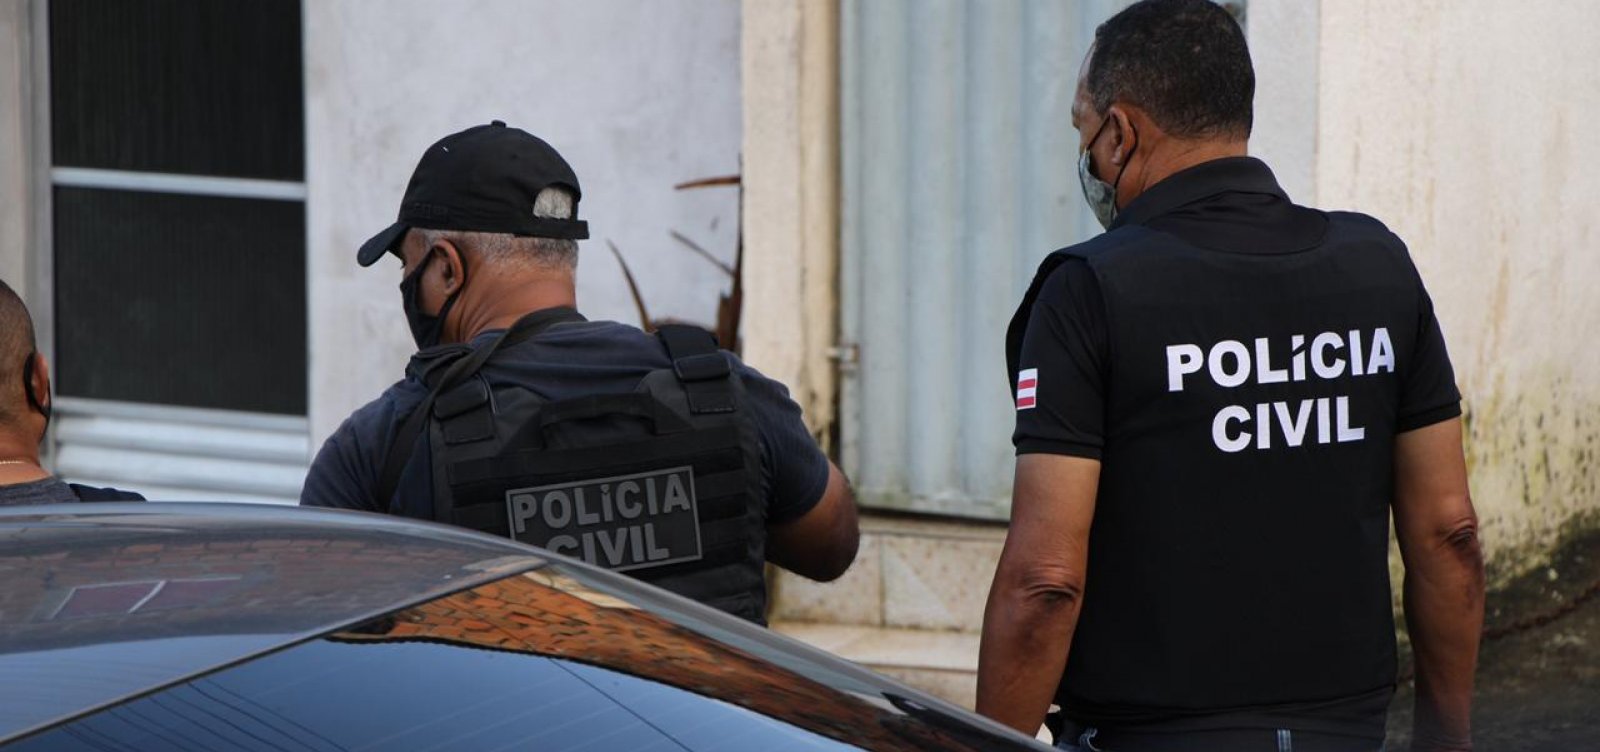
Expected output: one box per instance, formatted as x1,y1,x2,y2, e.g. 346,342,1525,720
0,503,1046,751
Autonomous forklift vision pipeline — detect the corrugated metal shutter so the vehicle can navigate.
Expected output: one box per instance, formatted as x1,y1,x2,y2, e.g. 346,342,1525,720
54,398,309,505
839,0,1133,519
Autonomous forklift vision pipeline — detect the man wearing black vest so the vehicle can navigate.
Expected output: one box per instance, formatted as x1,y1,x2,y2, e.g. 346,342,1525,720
0,280,143,504
977,2,1483,751
302,122,858,624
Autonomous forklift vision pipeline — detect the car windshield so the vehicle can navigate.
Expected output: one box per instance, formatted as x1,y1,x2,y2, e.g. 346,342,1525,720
8,638,859,752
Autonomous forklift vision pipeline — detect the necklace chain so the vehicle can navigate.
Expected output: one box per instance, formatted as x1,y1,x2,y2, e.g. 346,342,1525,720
0,459,37,466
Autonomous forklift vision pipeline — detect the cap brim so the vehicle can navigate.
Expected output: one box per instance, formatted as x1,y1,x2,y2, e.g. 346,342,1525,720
357,222,409,267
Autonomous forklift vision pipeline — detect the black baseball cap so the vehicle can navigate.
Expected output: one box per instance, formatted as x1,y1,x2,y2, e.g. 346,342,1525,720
356,120,589,267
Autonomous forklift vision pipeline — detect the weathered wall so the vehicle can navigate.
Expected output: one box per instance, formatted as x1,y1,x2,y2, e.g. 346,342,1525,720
1318,0,1600,583
304,0,742,443
740,0,839,440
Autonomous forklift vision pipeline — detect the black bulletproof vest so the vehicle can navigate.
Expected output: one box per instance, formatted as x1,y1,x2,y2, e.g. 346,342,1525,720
1009,217,1425,721
380,311,769,623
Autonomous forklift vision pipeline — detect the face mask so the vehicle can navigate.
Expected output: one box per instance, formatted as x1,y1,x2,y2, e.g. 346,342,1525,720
399,251,466,349
1077,115,1135,230
22,352,49,428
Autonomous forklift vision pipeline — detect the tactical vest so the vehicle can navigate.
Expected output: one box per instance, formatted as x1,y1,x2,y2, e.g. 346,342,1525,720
1009,217,1426,720
379,309,770,623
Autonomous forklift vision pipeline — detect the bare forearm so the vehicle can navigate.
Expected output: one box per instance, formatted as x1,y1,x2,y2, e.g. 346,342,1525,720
1404,533,1485,751
976,583,1080,734
982,454,1099,735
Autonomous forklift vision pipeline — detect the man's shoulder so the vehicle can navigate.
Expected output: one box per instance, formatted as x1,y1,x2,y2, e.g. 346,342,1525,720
67,483,146,502
1318,210,1422,279
1024,228,1166,308
1052,225,1164,264
324,377,430,451
496,318,674,369
1322,210,1409,250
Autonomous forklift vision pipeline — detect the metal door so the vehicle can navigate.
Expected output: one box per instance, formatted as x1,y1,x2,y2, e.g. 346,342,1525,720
838,0,1134,519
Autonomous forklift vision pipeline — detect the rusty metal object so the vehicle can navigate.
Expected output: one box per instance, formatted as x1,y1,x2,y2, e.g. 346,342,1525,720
609,174,744,352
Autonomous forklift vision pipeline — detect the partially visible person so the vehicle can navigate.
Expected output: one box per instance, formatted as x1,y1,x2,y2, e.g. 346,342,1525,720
0,279,143,504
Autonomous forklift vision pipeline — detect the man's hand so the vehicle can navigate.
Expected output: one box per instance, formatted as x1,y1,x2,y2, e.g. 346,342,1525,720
1393,418,1483,752
977,454,1100,735
767,462,860,582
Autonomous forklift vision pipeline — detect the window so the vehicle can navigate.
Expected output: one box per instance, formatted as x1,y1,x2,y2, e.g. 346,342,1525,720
48,0,307,415
41,0,311,503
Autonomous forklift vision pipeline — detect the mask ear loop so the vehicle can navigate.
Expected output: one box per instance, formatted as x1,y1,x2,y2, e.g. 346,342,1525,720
22,352,49,421
432,247,469,341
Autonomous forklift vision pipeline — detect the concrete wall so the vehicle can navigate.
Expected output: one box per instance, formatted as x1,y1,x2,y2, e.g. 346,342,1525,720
740,0,838,441
304,0,742,442
1317,0,1600,582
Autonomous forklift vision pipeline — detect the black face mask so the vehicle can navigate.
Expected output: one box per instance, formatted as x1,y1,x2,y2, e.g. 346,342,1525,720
22,352,49,426
399,251,467,350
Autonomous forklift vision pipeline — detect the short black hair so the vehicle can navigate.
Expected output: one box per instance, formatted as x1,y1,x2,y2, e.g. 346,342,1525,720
0,279,37,425
1088,0,1254,139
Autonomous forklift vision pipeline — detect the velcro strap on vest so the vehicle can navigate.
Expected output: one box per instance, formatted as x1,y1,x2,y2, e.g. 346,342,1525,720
656,324,736,414
433,377,488,418
674,352,731,381
433,377,494,445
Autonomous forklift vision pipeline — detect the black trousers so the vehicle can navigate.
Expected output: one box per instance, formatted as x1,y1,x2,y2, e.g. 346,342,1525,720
1053,718,1385,752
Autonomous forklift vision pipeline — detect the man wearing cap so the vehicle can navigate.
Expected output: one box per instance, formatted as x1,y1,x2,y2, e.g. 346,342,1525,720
301,122,859,623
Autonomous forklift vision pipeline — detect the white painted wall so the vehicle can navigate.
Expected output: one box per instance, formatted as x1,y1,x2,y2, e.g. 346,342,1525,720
1317,0,1600,578
304,0,743,443
1245,0,1319,204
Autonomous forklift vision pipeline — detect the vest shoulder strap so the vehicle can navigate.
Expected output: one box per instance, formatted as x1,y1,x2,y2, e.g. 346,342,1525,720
376,307,584,512
655,324,736,415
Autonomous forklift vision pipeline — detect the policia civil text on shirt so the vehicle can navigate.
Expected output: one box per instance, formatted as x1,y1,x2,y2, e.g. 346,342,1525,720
301,122,859,624
976,3,1484,752
0,279,143,506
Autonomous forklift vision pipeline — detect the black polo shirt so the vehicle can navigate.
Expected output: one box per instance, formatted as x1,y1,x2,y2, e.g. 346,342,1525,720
1007,157,1460,739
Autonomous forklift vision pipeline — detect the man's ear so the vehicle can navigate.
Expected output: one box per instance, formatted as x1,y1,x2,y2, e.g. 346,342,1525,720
433,239,467,296
28,351,51,413
1107,106,1137,165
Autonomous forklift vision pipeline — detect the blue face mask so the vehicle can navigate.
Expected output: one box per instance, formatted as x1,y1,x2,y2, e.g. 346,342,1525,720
1077,115,1135,230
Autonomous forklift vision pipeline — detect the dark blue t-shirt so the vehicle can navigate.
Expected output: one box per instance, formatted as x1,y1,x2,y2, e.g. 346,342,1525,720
301,318,831,526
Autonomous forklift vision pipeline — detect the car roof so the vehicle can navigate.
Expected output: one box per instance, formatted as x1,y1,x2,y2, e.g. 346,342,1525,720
0,503,1049,750
0,503,548,740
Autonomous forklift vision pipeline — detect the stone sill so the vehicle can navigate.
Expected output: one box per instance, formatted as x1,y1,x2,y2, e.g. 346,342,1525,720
770,621,979,673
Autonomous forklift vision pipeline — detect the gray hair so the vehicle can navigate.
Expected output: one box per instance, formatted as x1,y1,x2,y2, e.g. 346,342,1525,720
417,187,579,271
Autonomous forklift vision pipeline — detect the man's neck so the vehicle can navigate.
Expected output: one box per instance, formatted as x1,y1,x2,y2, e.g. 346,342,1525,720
1121,137,1249,205
0,436,48,485
448,274,578,343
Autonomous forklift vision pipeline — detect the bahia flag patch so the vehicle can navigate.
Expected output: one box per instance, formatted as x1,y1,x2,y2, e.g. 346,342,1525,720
1016,368,1038,410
